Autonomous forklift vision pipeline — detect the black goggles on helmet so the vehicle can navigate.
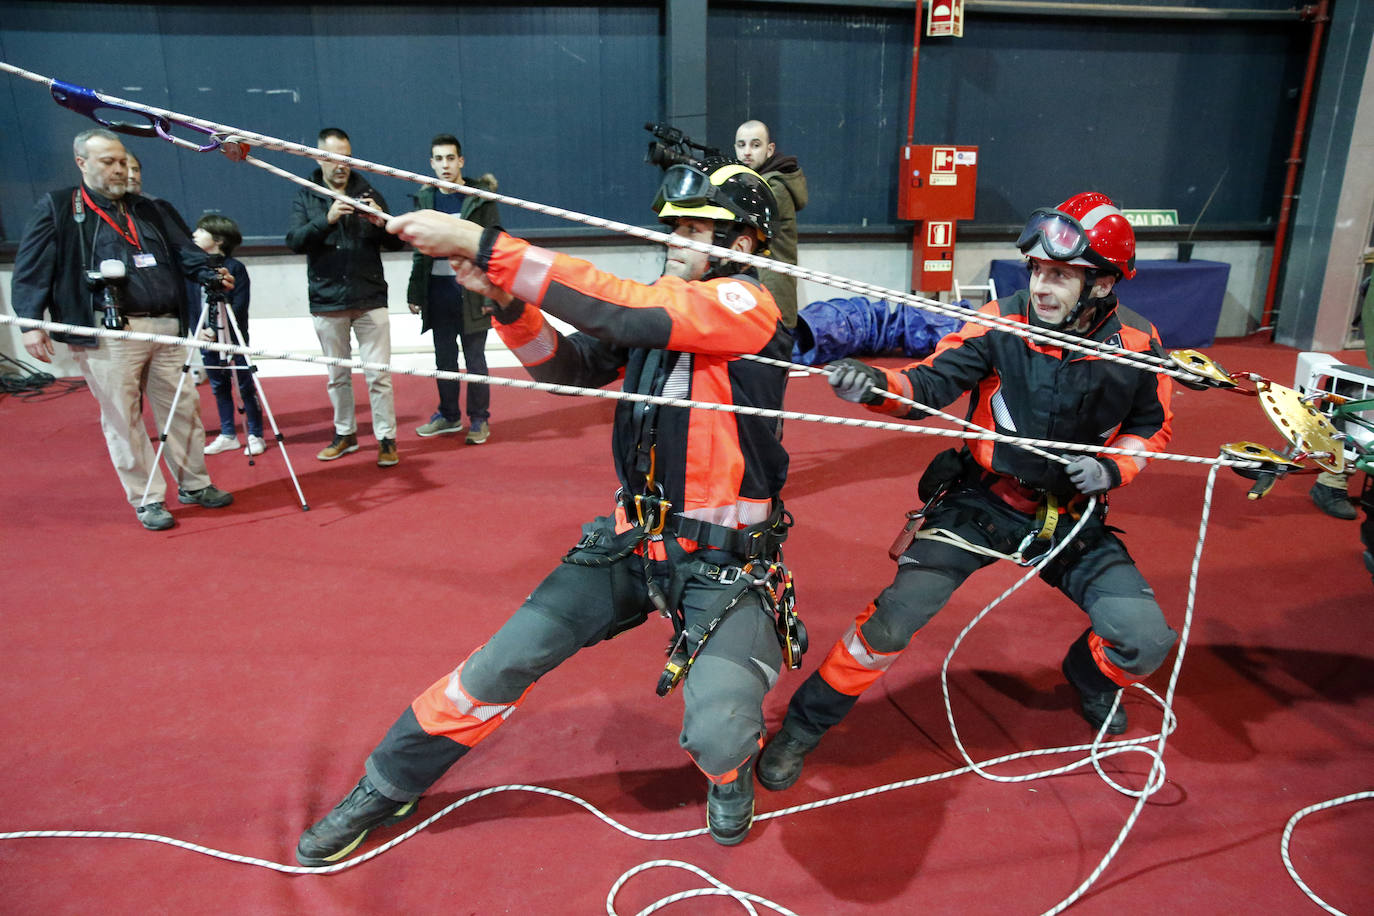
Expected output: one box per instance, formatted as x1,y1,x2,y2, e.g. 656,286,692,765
652,164,752,224
1016,208,1115,273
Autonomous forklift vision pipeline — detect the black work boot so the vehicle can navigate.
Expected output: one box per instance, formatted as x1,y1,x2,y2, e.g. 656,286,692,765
706,763,756,846
296,775,418,867
1061,632,1127,736
1310,482,1358,520
757,724,821,791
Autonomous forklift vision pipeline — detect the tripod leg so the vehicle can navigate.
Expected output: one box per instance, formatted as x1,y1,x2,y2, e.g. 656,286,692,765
223,305,310,511
139,301,211,508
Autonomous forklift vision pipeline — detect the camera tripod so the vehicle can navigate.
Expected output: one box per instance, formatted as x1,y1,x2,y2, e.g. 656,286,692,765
139,288,309,511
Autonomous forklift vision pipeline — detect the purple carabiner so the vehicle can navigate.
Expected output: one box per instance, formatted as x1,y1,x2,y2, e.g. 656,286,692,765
154,116,222,152
50,79,158,138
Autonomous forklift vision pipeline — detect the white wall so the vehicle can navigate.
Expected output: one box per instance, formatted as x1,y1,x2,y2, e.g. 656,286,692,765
1,237,1271,379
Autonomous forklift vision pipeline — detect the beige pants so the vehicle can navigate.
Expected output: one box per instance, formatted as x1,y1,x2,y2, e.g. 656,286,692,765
1316,469,1350,490
311,307,396,441
71,317,210,507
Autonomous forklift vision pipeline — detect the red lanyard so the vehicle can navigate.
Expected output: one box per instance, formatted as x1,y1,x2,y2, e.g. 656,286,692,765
80,186,142,251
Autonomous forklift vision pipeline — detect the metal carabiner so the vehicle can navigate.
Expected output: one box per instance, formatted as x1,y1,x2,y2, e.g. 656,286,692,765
633,492,672,536
51,79,159,139
50,78,222,152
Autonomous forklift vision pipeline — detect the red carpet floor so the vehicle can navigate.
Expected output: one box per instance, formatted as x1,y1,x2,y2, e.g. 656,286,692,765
1,334,1371,915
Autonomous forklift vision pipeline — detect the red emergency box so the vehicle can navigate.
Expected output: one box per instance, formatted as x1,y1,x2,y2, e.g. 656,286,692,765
897,144,978,220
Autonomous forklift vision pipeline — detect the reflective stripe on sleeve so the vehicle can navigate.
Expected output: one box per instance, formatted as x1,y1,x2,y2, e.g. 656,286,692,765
511,245,556,304
509,320,559,366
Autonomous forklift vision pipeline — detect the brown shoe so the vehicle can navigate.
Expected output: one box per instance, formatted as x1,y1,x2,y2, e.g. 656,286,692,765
377,437,399,467
317,433,359,461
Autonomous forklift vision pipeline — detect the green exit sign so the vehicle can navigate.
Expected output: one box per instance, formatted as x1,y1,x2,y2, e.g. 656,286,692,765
1122,209,1179,227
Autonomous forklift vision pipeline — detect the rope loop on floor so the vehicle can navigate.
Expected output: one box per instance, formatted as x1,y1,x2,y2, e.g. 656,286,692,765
1279,790,1374,916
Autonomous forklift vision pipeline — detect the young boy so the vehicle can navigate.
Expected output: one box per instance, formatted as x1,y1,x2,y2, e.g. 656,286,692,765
193,214,265,456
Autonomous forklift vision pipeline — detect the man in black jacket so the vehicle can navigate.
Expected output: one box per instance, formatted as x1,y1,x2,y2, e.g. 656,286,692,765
11,128,234,530
286,127,405,467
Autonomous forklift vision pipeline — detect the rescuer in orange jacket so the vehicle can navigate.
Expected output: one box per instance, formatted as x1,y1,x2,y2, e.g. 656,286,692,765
756,193,1179,793
296,160,797,864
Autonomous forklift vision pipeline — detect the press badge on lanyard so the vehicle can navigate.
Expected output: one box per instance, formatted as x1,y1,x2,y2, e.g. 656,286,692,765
133,252,157,269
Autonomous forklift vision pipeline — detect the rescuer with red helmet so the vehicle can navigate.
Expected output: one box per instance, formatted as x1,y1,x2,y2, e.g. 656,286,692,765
756,193,1178,793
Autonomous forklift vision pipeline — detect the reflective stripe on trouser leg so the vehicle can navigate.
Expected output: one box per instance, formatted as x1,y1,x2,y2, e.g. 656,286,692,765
364,653,534,801
782,539,980,740
367,550,648,798
411,655,532,745
772,603,898,743
816,602,898,696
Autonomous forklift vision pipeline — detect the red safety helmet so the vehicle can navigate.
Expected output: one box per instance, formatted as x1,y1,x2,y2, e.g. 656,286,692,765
1017,192,1137,280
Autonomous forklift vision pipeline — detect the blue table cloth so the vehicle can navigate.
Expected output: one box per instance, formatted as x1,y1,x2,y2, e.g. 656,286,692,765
988,258,1231,349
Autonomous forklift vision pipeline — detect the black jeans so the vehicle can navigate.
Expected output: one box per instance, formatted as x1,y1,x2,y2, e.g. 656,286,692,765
428,277,490,423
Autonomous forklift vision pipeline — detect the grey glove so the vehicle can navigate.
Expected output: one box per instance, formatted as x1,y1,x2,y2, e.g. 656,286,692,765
1066,456,1113,495
828,358,886,405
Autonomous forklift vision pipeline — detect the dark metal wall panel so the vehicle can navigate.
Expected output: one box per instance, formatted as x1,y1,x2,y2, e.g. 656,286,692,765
707,3,1306,231
0,1,1310,248
0,2,662,246
1275,0,1374,347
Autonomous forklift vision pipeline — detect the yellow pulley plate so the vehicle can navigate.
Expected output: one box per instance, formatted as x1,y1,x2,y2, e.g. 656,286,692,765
1170,349,1238,389
1220,440,1301,469
1256,381,1345,474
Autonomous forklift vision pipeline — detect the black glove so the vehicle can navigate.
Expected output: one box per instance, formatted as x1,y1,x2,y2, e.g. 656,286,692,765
1066,456,1114,496
828,358,887,405
485,296,528,325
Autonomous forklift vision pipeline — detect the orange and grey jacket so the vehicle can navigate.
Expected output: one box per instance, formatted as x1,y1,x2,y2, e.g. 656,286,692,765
866,289,1173,499
480,230,791,531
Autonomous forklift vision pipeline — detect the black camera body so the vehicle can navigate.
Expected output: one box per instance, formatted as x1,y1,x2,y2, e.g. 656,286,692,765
87,258,130,330
201,253,228,332
644,122,727,171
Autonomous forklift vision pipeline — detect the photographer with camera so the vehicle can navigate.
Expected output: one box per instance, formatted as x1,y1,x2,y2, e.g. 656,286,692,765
286,127,405,468
191,213,264,457
11,128,235,531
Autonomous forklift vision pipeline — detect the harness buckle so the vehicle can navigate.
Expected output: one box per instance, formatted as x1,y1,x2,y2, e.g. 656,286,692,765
713,564,744,585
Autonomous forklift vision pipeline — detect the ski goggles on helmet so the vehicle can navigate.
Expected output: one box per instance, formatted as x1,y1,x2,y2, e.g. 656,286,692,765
653,164,751,224
1016,208,1092,261
1016,207,1118,274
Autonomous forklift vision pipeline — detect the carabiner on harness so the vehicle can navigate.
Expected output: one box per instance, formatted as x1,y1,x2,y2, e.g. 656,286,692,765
633,491,673,536
754,561,806,669
1013,492,1062,564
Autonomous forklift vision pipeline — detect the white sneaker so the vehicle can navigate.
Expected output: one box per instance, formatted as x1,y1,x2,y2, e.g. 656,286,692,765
204,434,240,455
245,435,267,456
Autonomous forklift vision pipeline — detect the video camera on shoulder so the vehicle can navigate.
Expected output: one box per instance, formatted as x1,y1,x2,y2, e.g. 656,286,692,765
644,122,728,171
